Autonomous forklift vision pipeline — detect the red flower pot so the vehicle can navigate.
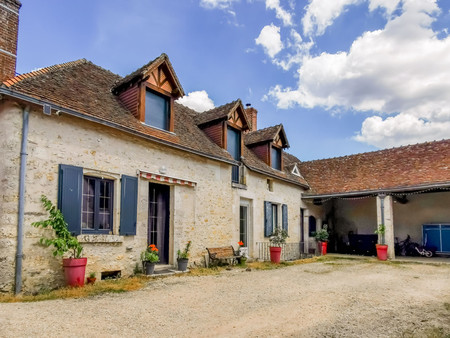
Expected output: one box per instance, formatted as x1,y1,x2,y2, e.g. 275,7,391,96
269,246,282,264
376,244,388,261
321,241,328,255
63,257,87,287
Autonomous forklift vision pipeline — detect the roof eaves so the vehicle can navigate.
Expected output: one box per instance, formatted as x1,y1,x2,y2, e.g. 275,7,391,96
0,87,237,166
302,182,450,199
242,160,309,189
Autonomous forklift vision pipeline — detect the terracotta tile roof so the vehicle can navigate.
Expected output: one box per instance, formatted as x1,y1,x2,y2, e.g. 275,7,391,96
111,53,184,96
245,124,289,148
2,59,231,161
242,148,309,188
194,99,241,126
1,58,309,188
299,139,450,196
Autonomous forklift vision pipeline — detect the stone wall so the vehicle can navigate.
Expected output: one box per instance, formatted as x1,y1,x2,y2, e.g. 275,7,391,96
236,169,307,258
0,104,235,292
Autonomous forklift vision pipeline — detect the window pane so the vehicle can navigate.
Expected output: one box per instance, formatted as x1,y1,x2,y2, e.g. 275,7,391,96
271,147,281,170
82,176,113,232
272,204,278,230
227,127,241,160
145,89,169,130
240,205,247,245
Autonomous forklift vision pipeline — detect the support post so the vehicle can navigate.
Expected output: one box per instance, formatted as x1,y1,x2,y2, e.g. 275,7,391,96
376,194,395,258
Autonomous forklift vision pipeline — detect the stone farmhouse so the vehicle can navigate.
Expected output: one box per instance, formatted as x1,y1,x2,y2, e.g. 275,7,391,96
1,1,449,293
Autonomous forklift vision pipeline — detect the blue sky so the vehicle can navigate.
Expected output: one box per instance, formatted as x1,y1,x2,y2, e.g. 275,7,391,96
16,0,450,161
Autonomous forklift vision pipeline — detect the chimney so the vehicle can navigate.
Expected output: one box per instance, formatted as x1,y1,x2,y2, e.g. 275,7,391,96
0,0,21,83
245,103,258,132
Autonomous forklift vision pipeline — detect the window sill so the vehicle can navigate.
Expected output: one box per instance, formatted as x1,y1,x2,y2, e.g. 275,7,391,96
78,234,124,244
231,182,247,190
140,122,176,135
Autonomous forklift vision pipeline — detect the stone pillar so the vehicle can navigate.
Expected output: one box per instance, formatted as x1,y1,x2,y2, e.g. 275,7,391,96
376,194,395,258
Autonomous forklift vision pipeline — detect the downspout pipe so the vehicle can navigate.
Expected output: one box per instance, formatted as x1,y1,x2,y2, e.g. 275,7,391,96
15,105,30,294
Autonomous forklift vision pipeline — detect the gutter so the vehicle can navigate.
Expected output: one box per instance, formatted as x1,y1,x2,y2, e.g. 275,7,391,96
0,88,239,167
302,182,450,199
15,105,30,294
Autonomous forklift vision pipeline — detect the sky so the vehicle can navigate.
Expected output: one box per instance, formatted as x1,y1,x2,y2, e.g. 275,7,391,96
15,0,450,161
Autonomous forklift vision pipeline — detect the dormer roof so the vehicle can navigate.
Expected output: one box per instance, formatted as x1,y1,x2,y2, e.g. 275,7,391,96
194,99,250,130
112,53,184,98
245,124,289,148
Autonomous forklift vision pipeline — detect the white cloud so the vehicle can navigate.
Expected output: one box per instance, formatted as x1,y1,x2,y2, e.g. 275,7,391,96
368,0,401,16
302,0,361,37
302,0,402,37
268,0,450,147
176,91,215,112
199,0,239,10
266,0,293,26
255,24,284,58
354,114,450,148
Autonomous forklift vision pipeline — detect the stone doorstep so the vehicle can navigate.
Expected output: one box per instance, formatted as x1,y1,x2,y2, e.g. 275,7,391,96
145,264,190,277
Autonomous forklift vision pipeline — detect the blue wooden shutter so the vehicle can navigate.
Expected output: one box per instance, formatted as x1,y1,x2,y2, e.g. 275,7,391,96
264,201,272,237
58,164,83,236
282,204,288,234
120,175,138,236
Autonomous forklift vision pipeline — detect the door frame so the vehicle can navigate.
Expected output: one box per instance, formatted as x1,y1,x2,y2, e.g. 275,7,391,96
148,182,171,264
239,199,253,257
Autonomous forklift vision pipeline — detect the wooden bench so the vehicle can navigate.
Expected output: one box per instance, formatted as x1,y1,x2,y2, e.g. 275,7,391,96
206,246,240,266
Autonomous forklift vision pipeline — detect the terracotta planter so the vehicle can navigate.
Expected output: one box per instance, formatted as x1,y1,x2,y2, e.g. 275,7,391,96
269,246,282,264
86,277,96,285
376,244,388,261
321,241,328,255
63,257,87,287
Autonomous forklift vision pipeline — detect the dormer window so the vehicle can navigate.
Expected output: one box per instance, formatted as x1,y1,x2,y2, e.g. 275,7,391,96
113,54,184,136
271,146,282,170
145,88,170,130
227,126,241,183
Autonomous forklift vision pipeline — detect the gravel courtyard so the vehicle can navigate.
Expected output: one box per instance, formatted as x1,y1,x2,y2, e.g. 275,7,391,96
1,258,449,337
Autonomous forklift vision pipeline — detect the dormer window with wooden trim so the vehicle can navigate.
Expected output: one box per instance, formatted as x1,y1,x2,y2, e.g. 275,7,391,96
144,87,170,131
195,99,251,185
271,145,282,171
245,124,289,170
112,53,184,135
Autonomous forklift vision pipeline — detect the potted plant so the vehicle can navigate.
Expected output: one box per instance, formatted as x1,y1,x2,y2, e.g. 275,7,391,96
237,241,247,265
313,225,329,255
86,272,96,285
32,195,86,287
141,244,159,275
375,224,388,261
177,241,191,272
269,227,289,264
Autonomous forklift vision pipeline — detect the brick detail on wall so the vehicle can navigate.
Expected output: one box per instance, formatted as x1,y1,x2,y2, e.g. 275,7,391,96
0,0,21,82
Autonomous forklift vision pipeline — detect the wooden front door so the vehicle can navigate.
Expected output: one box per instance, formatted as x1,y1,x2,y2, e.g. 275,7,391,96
148,183,170,264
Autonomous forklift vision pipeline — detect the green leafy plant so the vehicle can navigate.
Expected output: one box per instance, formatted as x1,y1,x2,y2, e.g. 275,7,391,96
374,224,386,245
31,195,83,258
89,272,96,279
269,227,289,247
313,225,329,242
141,244,159,263
177,240,191,260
